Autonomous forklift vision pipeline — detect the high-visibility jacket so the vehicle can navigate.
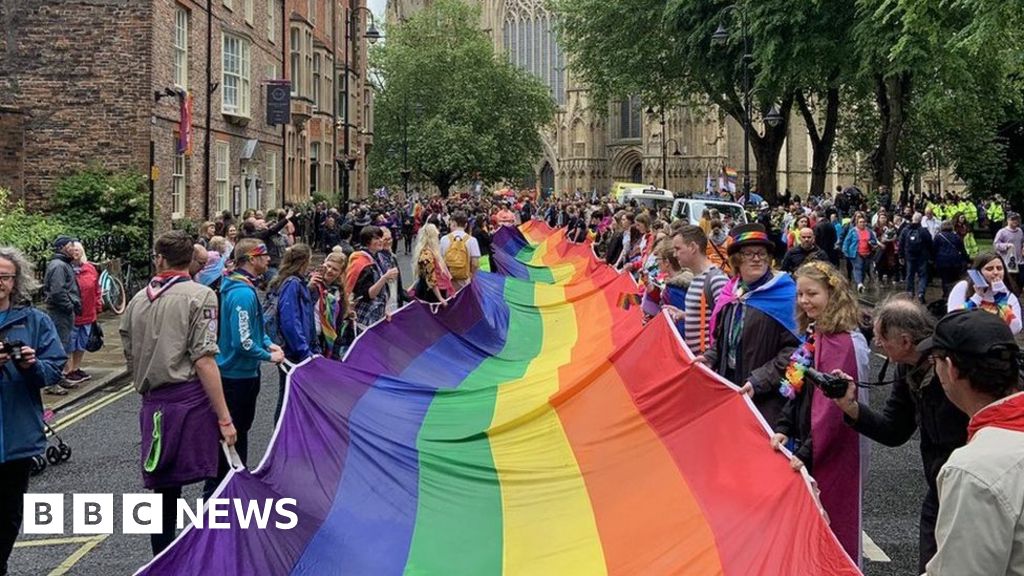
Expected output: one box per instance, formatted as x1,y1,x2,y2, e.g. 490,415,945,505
989,202,1005,224
962,201,978,224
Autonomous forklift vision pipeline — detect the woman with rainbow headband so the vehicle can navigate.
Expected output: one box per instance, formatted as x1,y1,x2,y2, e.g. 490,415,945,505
946,250,1022,334
310,250,356,359
770,260,870,564
701,223,801,427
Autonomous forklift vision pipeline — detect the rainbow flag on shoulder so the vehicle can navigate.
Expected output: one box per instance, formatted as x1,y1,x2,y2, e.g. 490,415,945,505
136,221,860,576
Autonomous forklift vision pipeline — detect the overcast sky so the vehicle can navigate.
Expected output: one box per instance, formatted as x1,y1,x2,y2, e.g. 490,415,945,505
367,0,386,18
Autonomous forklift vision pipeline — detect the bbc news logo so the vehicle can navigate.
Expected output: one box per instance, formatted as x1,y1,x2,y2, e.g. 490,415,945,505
23,494,299,534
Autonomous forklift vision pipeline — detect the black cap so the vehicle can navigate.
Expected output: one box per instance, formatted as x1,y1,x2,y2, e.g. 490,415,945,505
53,235,78,251
917,309,1019,358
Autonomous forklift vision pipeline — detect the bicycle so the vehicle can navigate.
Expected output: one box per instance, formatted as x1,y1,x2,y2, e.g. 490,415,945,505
99,258,136,315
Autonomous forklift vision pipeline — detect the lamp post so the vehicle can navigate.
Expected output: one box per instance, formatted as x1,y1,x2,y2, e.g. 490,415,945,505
712,11,784,199
342,5,380,206
663,137,682,190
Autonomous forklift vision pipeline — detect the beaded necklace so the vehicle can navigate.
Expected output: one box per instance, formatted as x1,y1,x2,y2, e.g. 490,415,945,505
780,322,816,399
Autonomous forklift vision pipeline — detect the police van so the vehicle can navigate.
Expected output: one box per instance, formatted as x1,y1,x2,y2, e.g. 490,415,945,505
671,196,748,226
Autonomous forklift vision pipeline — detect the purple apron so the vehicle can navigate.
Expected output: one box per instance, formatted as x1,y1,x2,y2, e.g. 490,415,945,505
140,380,220,489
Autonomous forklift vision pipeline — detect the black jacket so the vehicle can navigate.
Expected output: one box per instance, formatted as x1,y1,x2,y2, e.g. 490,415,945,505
813,219,838,260
703,303,800,427
780,245,828,273
605,232,624,266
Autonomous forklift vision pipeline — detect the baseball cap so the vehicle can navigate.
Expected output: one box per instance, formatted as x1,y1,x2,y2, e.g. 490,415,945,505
53,235,78,251
917,309,1019,358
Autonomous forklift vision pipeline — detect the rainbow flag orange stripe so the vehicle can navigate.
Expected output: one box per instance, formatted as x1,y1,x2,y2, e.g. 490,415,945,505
137,222,860,576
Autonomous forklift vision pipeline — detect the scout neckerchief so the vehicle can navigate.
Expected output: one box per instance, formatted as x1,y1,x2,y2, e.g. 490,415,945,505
145,271,191,302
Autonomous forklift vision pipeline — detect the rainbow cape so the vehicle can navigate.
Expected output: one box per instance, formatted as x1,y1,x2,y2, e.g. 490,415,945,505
342,250,375,296
136,220,860,576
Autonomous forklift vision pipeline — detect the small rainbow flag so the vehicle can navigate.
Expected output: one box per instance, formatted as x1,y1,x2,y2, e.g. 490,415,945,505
137,221,859,576
616,291,642,310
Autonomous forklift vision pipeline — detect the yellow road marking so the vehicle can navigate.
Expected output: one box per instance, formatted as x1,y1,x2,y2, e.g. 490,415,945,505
46,534,108,576
863,532,892,562
49,385,134,434
14,535,100,548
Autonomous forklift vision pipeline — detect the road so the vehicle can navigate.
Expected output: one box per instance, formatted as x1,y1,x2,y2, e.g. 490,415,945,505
9,254,926,575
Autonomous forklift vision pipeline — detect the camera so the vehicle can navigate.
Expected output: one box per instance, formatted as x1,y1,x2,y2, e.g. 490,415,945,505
805,367,853,399
0,339,26,362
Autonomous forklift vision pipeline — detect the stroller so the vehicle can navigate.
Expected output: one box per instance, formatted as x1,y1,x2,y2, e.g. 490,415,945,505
30,409,72,475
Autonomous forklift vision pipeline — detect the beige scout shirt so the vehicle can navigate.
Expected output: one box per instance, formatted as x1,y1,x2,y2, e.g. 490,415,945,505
119,280,220,394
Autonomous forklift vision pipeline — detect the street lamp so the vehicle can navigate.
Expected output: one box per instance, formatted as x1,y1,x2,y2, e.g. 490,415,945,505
342,7,381,206
710,5,753,197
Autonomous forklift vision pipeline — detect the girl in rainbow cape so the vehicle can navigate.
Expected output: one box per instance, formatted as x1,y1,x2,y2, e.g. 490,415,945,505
946,250,1022,334
703,223,801,428
770,260,870,565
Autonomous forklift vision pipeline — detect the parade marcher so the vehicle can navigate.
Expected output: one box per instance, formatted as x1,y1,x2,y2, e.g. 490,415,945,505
874,213,900,285
376,228,406,316
921,207,941,240
604,212,626,267
64,242,103,385
832,294,968,572
701,223,800,427
771,261,869,563
780,227,828,274
918,310,1024,576
197,221,215,249
842,214,878,294
705,219,732,275
321,216,342,252
900,213,933,303
203,237,284,499
345,226,398,328
269,244,319,421
814,209,839,266
225,224,238,257
671,225,728,355
311,250,356,359
946,250,1022,334
470,215,493,262
440,212,481,291
43,235,82,395
412,224,453,304
933,220,969,299
118,231,237,555
994,212,1024,290
0,247,67,576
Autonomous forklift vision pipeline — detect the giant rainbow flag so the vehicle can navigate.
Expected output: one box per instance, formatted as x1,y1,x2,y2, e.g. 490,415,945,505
137,221,861,575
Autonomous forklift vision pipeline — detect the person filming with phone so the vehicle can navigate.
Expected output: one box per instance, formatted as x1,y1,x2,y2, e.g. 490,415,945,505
946,251,1022,334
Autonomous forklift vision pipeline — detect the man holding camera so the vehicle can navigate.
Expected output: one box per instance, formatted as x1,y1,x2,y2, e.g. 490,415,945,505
0,247,67,576
918,310,1024,575
832,294,968,572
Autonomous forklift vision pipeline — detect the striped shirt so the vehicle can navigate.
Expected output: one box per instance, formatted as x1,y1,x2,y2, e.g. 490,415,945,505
684,267,728,355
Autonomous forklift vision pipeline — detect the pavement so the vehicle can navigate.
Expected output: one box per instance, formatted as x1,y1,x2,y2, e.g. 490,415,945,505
43,312,130,414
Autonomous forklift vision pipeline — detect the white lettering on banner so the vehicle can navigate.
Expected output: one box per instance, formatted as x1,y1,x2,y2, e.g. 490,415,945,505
238,307,253,350
21,494,299,534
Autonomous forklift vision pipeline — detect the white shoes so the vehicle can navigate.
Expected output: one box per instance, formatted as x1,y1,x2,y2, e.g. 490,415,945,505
857,283,865,294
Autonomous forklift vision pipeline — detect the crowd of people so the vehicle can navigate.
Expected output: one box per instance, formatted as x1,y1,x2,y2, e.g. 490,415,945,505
1,184,1023,576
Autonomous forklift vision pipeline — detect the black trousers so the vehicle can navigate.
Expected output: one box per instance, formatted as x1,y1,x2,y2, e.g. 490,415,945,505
919,487,940,573
202,376,261,499
0,458,32,576
151,485,182,556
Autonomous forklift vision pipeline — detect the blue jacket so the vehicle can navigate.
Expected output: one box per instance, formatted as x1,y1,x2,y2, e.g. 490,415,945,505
216,274,273,379
934,230,968,268
278,276,320,362
0,305,66,463
842,227,878,260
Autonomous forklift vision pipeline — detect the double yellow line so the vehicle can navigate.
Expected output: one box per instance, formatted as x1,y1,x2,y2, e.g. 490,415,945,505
48,384,135,434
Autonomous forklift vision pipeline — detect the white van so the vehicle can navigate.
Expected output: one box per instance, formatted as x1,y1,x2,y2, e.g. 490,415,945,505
622,187,676,214
671,196,748,226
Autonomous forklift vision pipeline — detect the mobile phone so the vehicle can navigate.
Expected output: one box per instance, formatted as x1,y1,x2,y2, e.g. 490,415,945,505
968,269,988,288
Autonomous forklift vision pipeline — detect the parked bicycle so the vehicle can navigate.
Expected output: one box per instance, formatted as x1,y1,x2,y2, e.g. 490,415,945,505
99,258,135,315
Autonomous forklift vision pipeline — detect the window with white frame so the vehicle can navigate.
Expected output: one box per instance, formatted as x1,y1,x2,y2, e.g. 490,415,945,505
265,151,278,208
216,141,230,212
244,0,254,24
174,8,189,90
290,27,301,96
312,52,321,111
172,141,186,219
267,0,276,43
222,34,251,116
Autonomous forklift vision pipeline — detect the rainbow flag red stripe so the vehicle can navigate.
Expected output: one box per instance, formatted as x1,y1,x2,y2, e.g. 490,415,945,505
136,221,859,576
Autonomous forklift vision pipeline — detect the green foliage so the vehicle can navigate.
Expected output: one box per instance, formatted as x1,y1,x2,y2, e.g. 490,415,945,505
0,187,67,267
368,0,556,196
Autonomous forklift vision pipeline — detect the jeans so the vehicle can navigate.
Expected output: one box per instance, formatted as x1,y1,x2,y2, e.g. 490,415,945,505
853,255,871,285
906,258,929,300
0,459,32,576
202,376,261,499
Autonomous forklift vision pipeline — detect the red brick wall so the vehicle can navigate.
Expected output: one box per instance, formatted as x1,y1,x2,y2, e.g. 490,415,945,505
0,110,25,196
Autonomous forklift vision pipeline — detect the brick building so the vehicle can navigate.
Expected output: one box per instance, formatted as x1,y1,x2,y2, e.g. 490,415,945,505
0,0,375,232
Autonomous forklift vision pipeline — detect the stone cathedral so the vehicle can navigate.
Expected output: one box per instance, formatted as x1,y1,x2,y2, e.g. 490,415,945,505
388,0,864,198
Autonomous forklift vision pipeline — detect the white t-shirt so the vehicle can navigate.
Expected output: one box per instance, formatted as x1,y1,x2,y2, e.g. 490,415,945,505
439,230,481,260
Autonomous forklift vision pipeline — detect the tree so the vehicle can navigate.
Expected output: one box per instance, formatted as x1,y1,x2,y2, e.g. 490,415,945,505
368,0,555,198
